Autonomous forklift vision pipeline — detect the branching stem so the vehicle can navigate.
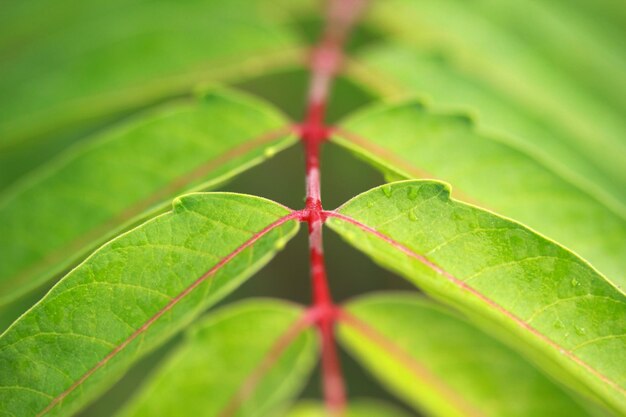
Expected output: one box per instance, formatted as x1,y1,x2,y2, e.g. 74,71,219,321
296,0,368,414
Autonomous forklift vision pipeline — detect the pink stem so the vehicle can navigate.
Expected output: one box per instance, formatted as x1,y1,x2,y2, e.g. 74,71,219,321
297,1,368,414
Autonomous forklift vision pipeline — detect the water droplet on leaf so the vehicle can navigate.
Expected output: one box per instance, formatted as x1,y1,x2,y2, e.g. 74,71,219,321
367,201,374,208
553,321,564,329
408,187,419,200
571,278,580,287
382,185,392,197
575,326,586,335
408,210,417,221
419,183,444,199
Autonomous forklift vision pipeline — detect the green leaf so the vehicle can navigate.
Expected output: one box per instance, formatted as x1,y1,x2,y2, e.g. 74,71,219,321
117,299,317,417
546,0,626,36
0,0,300,150
332,102,626,289
326,180,626,414
339,293,598,417
282,400,411,417
365,0,626,156
0,192,299,417
464,0,626,109
353,43,626,210
0,89,297,305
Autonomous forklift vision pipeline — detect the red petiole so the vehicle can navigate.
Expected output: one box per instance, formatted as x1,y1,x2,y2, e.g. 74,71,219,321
294,0,367,415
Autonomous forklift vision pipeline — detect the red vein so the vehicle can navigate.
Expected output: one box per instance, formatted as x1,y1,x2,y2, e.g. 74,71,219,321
217,308,319,417
325,211,625,395
9,126,295,295
337,309,485,417
35,211,301,417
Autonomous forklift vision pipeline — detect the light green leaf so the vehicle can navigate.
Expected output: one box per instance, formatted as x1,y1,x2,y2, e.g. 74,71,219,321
365,0,626,157
117,299,317,417
282,400,411,417
456,0,626,109
332,102,626,289
353,43,626,210
0,0,300,150
0,192,299,417
546,0,626,36
326,180,625,414
0,89,297,305
339,293,599,417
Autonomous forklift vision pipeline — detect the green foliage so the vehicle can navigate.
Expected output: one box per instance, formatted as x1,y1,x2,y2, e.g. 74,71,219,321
340,293,598,417
0,193,298,417
0,0,299,187
1,0,624,416
327,180,624,413
355,43,626,209
333,104,626,287
0,90,295,305
282,400,411,417
117,300,317,417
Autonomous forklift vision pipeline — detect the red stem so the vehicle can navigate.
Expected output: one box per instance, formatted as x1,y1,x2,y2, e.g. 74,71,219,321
297,0,367,414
